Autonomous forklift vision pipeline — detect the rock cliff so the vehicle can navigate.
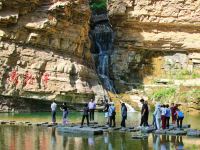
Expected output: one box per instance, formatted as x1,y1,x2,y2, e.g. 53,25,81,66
0,0,106,111
108,0,200,111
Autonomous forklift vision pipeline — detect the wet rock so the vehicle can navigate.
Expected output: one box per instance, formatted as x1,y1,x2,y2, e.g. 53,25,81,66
132,134,148,139
154,129,168,135
166,129,187,135
57,126,103,135
187,129,200,137
141,127,155,133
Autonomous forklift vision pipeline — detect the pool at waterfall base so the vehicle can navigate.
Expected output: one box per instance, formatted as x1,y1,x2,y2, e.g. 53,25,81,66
0,112,200,150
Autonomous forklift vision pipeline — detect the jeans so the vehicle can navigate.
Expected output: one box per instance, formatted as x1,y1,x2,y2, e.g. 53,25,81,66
177,117,184,128
52,111,56,123
81,115,89,126
109,116,116,127
121,116,126,127
165,117,170,128
89,109,95,121
62,111,68,125
140,115,148,127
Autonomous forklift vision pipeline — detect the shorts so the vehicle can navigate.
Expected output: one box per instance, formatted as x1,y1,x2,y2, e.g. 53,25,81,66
105,112,108,118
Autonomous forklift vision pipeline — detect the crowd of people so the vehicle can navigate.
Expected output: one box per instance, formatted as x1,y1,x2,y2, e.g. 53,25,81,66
153,103,184,130
50,99,184,130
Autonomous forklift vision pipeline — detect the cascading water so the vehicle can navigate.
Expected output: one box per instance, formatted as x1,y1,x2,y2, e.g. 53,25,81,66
89,0,135,112
89,4,115,92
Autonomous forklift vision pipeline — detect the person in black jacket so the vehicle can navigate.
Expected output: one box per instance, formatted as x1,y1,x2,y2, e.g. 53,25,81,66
80,103,89,127
140,99,149,127
121,103,127,128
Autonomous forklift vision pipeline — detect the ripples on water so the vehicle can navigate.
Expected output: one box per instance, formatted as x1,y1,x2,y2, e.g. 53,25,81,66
0,112,200,150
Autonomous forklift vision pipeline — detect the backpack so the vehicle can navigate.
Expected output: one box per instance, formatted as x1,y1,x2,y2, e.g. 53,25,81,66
109,106,116,116
178,111,184,118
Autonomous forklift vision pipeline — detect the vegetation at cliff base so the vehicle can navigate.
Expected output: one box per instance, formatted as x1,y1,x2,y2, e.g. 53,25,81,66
89,0,107,11
150,87,176,103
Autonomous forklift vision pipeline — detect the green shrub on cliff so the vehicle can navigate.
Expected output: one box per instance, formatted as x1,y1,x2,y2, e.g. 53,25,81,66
89,0,107,11
150,87,176,103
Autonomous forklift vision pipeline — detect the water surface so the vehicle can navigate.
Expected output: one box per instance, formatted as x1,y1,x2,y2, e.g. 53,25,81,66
0,112,200,150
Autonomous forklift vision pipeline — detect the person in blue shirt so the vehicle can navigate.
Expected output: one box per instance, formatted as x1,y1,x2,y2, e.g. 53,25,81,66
165,104,171,129
108,102,116,127
175,108,184,129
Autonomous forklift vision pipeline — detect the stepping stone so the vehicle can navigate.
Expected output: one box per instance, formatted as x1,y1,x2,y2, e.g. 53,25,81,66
119,128,127,132
57,126,103,135
166,130,187,135
154,129,168,134
10,122,15,125
187,129,200,137
182,124,191,129
1,121,8,124
141,127,155,133
101,127,109,129
128,128,139,132
41,122,48,124
113,127,121,130
132,134,148,139
25,122,30,124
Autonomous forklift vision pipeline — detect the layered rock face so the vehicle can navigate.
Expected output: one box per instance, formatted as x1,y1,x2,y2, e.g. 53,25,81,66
108,0,200,111
0,0,105,111
108,0,200,90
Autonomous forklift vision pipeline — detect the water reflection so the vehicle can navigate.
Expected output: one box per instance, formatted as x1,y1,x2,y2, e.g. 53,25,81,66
0,125,200,150
51,128,57,150
152,134,186,150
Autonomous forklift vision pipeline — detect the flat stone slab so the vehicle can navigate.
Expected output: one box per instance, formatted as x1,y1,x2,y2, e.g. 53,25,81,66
166,130,187,135
57,126,103,135
132,134,148,139
141,127,155,133
187,129,200,137
154,129,168,135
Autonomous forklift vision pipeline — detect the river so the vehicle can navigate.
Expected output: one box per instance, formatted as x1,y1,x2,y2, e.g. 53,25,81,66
0,112,199,150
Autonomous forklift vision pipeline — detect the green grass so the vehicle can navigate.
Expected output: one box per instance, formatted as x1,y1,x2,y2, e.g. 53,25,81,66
150,87,176,103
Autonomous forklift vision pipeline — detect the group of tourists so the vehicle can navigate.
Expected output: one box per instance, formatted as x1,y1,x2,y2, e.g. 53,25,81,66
153,103,184,130
51,99,184,129
50,99,128,128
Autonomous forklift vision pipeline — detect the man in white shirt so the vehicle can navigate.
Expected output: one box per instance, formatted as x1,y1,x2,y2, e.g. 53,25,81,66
88,99,96,121
51,100,57,124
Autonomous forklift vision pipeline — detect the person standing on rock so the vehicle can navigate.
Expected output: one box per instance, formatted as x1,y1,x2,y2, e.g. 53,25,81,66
170,103,177,124
161,105,167,129
88,99,96,121
103,100,110,125
80,103,89,127
165,104,171,129
51,100,57,124
121,103,127,128
108,102,116,127
153,103,161,130
175,108,184,129
140,99,149,127
60,102,69,125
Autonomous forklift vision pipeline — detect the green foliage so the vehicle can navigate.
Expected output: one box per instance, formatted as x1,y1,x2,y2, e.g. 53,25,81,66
89,0,107,11
150,87,176,103
169,69,200,80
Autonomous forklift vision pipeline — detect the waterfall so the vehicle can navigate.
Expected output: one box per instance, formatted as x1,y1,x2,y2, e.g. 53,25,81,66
89,10,115,92
89,1,136,112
